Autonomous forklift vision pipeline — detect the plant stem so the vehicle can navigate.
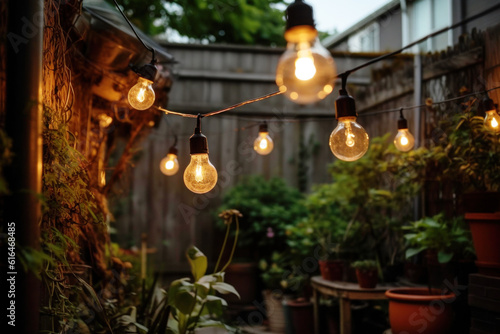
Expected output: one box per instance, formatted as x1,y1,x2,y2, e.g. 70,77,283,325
214,216,232,273
220,215,239,273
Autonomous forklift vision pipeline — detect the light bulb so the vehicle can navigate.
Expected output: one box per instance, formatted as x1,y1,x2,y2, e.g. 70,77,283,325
484,110,500,132
184,154,217,194
160,152,179,176
254,123,274,155
329,117,369,161
276,35,336,104
394,129,415,152
128,77,155,110
98,114,113,128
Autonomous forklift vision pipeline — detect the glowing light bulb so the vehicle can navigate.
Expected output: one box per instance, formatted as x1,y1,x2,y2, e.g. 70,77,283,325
184,116,217,194
184,154,217,194
128,77,155,110
160,149,180,176
98,114,113,128
484,110,500,133
329,117,369,161
254,123,274,155
394,129,415,152
276,0,336,104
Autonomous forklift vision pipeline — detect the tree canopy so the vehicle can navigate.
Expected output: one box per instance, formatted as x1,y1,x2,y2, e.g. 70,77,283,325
108,0,290,46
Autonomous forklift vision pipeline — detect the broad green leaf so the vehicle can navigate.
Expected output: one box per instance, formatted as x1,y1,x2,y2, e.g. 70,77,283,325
437,251,453,264
173,290,196,315
186,246,207,282
406,247,426,259
212,282,240,298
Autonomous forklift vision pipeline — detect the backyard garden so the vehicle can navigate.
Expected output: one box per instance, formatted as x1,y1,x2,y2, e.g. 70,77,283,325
2,0,500,334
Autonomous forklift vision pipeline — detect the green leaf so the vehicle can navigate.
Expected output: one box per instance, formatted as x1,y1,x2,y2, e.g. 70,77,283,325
186,246,207,282
406,247,426,259
173,290,196,315
211,282,240,298
437,251,453,264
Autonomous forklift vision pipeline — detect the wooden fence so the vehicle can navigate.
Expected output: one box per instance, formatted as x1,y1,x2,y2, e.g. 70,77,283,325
113,25,500,278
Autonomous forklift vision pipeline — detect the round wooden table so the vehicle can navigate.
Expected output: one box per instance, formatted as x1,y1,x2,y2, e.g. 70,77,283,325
311,276,403,334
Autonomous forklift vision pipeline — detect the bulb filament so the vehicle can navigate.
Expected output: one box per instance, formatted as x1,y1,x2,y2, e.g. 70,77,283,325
195,165,203,182
165,160,174,170
137,87,146,103
295,49,316,81
259,139,268,149
400,136,409,146
345,122,355,147
492,117,499,129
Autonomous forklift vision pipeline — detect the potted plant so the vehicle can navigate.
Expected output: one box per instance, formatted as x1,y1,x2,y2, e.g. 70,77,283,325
351,260,378,289
433,98,500,276
216,176,307,303
259,251,305,333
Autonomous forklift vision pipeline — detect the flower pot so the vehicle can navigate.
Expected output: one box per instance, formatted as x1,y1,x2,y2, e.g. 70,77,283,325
465,212,500,277
385,288,455,334
224,262,258,305
262,289,286,333
286,298,314,334
355,268,378,289
319,260,344,281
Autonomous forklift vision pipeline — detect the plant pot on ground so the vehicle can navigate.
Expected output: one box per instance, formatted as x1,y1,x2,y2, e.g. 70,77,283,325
285,298,314,334
351,260,378,289
385,288,455,334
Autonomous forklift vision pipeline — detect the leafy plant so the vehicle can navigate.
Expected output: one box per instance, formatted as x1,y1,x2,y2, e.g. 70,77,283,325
351,260,378,271
403,213,475,263
259,251,305,293
216,175,307,261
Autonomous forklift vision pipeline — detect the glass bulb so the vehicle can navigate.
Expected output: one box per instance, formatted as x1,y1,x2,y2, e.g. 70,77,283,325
254,131,274,155
98,113,113,128
183,153,218,194
160,153,179,176
276,33,336,104
329,117,369,161
394,128,415,152
484,110,500,133
128,77,155,110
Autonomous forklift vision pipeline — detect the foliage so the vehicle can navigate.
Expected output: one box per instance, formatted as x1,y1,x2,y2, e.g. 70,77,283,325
166,246,239,334
443,101,500,192
108,0,290,46
216,175,307,260
258,251,305,293
403,213,475,264
351,260,378,270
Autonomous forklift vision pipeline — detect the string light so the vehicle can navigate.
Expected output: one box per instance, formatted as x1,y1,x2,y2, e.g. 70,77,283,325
160,136,180,176
254,122,274,155
183,115,218,194
394,109,415,152
480,96,500,133
329,77,369,161
275,0,336,104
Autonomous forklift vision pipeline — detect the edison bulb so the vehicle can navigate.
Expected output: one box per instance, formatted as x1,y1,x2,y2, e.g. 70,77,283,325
160,153,179,176
128,77,155,110
254,131,274,155
183,154,217,194
394,128,415,152
329,117,369,161
276,28,336,104
484,110,500,133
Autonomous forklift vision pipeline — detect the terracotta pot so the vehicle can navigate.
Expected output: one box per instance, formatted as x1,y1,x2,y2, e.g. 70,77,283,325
385,288,455,334
319,260,344,281
224,262,258,305
286,298,314,334
262,289,286,333
355,268,378,289
465,212,500,276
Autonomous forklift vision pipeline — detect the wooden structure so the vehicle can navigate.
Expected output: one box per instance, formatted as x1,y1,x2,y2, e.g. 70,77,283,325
311,276,401,334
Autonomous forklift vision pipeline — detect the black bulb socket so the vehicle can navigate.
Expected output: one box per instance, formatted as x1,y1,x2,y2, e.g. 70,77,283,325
168,146,178,156
259,122,268,133
136,63,158,82
398,116,408,130
189,127,209,155
335,89,357,119
478,97,496,117
285,0,315,30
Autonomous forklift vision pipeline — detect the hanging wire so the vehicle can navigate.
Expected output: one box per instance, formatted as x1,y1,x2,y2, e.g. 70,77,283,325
112,0,156,62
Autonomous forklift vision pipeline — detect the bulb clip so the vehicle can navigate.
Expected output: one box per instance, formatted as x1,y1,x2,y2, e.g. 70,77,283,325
398,109,408,129
259,122,268,133
133,62,158,82
285,0,315,31
478,97,496,117
335,89,357,119
168,146,178,155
